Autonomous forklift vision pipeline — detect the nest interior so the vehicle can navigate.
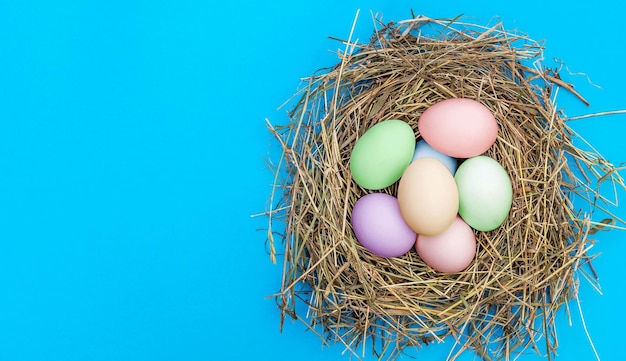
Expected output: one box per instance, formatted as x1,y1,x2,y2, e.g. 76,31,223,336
265,15,623,361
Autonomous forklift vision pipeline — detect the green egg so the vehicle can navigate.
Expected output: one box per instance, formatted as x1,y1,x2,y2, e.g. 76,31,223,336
349,120,415,190
455,156,513,232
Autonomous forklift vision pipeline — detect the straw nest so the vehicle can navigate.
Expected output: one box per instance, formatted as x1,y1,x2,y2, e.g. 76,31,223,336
264,15,624,360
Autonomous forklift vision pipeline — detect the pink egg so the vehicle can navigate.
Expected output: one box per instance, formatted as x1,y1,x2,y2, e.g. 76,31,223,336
415,216,476,273
351,193,417,258
418,98,498,158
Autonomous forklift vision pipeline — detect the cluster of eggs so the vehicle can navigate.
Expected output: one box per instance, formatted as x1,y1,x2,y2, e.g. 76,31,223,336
349,98,513,273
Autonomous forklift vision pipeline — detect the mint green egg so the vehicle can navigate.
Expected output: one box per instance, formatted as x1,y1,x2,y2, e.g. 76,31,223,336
349,120,415,190
455,156,513,232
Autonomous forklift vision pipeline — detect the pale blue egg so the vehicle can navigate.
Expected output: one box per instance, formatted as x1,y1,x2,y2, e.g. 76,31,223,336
411,139,458,174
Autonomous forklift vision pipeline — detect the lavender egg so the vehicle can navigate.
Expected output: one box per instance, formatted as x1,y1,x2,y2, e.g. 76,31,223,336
351,193,417,257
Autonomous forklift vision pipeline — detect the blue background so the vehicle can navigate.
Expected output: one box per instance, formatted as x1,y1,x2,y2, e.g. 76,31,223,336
0,1,624,360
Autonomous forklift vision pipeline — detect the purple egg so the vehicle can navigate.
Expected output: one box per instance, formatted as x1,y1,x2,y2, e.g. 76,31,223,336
351,193,417,257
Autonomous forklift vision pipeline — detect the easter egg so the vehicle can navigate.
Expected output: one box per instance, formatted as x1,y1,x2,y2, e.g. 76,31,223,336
351,193,417,258
416,216,476,273
349,120,415,190
418,98,498,158
397,157,459,236
412,139,457,174
455,156,513,232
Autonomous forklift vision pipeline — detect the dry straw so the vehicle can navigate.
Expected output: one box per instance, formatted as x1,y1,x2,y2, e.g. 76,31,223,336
264,14,625,361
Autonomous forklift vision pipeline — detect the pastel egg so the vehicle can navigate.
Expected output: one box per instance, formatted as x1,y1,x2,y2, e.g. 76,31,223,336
397,157,459,236
351,193,417,258
412,139,457,174
418,98,498,158
349,120,416,190
455,156,513,231
416,216,476,273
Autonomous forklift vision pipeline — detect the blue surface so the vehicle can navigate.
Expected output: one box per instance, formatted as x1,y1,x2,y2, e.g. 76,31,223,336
0,1,624,360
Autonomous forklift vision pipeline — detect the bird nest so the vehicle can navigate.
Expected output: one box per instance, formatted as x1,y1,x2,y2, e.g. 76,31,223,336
264,15,624,360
